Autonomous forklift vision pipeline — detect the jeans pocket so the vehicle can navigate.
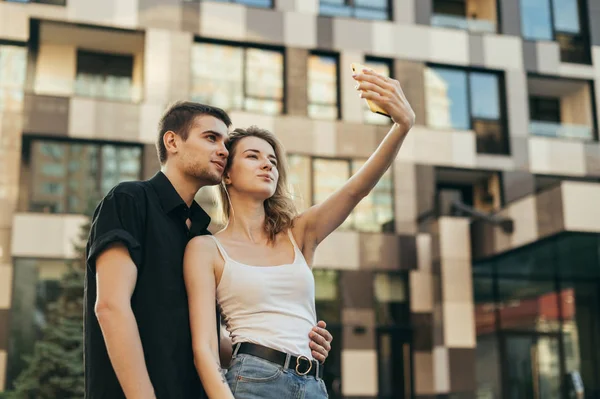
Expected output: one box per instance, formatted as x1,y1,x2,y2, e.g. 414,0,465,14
235,354,283,383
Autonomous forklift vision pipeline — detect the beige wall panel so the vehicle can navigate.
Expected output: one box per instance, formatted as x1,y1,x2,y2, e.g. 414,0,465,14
341,350,378,396
199,2,247,41
410,271,434,313
562,182,600,233
334,19,372,52
441,260,473,303
443,302,476,348
483,35,523,70
0,350,6,391
372,21,396,57
529,137,586,176
507,196,539,247
417,233,432,272
138,102,165,144
0,266,12,309
0,3,29,41
284,12,316,48
558,63,595,79
438,217,471,261
395,24,431,61
11,213,87,259
429,28,469,66
505,69,529,137
295,0,318,14
433,346,450,394
35,44,76,97
413,351,435,395
536,41,561,75
113,0,139,28
144,29,171,103
312,231,360,269
272,116,314,154
67,0,117,26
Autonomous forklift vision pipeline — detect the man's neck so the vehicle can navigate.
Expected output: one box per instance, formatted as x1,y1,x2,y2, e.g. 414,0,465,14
161,166,201,207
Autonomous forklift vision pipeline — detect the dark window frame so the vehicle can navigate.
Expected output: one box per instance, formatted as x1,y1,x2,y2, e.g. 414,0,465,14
191,37,287,115
426,63,510,155
21,135,144,215
521,0,591,64
4,0,66,5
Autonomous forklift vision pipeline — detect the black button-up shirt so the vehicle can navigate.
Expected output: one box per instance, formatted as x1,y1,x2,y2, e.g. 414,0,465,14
84,172,211,399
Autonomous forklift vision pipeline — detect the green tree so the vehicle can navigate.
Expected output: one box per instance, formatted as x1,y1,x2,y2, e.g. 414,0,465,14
7,205,94,399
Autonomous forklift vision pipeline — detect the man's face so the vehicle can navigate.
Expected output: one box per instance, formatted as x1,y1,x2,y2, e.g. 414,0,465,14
177,115,229,186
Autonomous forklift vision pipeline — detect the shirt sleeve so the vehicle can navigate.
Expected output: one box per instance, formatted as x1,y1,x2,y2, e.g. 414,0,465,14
87,190,145,272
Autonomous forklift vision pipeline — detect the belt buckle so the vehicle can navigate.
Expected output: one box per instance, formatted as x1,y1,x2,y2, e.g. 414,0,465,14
295,355,313,376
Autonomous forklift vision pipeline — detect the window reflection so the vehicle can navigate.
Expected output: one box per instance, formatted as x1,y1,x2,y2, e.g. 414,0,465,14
425,67,469,130
7,259,68,389
308,54,338,120
374,273,409,325
521,0,553,40
552,0,580,34
363,59,392,125
287,154,311,212
351,160,394,232
27,138,142,214
191,43,283,115
313,159,352,229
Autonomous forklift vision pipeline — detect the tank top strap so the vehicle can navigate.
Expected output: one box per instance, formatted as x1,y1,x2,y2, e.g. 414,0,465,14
286,229,301,253
207,235,231,262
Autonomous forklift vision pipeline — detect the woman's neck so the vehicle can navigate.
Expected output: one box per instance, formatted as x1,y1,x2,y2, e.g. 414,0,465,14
223,190,268,243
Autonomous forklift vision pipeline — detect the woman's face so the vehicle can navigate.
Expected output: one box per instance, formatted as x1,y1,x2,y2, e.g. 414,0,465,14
225,136,279,200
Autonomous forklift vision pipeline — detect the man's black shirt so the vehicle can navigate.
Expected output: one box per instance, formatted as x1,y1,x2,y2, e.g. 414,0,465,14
84,172,211,399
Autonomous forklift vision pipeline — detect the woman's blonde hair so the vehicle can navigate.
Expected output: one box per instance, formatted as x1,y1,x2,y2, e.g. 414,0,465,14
217,126,297,244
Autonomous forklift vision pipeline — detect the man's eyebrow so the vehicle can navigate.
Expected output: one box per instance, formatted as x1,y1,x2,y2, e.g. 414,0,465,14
243,148,277,159
201,130,224,138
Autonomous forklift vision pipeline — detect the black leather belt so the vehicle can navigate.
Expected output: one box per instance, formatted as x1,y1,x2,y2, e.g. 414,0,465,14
235,342,324,379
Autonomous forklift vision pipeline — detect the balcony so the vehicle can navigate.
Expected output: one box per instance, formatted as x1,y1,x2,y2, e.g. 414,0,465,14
528,76,596,141
31,20,144,103
432,0,497,33
431,14,496,33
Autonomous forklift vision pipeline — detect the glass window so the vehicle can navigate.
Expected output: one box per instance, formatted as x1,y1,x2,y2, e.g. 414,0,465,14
287,154,311,212
75,50,134,102
521,0,553,40
183,0,272,7
191,42,283,115
308,54,339,120
0,44,27,112
552,0,580,34
27,138,142,214
319,0,390,20
425,66,508,155
312,159,352,229
425,67,469,130
314,269,341,324
5,0,66,4
374,273,409,326
363,58,392,125
351,160,394,232
6,258,68,389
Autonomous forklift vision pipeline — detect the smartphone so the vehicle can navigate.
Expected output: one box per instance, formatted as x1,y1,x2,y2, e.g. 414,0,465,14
351,62,390,117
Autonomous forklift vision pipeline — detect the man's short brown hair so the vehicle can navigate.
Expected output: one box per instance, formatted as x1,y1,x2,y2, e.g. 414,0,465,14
156,101,232,165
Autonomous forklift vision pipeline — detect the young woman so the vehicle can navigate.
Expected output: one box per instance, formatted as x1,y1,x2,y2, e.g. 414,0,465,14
183,68,415,398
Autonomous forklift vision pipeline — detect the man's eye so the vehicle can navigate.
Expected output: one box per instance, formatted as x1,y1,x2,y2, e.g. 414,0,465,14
207,135,216,142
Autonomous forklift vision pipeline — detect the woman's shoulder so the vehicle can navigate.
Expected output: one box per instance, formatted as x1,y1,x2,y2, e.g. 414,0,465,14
186,234,219,257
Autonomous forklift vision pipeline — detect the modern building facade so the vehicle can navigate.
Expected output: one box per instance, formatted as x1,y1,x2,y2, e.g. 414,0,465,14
0,0,600,398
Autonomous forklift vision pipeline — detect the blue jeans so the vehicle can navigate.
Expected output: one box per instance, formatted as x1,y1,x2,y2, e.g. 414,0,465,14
225,353,329,399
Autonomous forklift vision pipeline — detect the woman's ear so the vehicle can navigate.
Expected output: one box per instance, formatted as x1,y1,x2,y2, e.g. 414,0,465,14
223,173,231,185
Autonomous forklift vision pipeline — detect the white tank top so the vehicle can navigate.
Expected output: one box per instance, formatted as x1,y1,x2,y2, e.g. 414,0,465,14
209,230,318,359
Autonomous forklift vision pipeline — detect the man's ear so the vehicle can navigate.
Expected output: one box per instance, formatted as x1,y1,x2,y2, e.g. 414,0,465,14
163,131,178,155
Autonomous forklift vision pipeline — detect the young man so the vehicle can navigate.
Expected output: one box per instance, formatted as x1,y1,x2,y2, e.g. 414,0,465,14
84,102,333,399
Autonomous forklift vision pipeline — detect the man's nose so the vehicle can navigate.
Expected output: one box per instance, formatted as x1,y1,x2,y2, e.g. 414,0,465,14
217,144,229,158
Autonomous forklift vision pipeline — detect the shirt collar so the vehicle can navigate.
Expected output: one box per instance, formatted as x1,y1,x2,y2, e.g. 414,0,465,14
148,171,211,232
